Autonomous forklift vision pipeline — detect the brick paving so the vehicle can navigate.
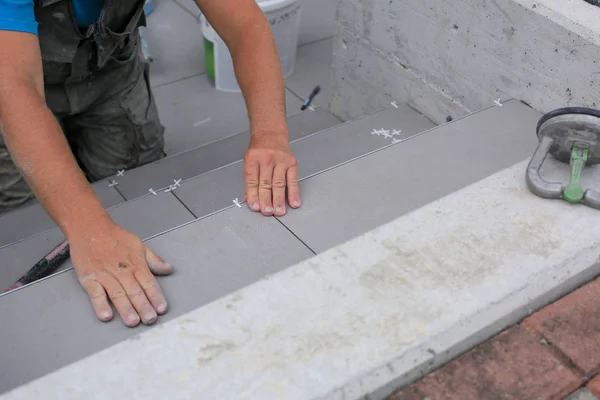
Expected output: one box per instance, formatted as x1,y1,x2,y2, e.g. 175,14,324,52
389,276,600,400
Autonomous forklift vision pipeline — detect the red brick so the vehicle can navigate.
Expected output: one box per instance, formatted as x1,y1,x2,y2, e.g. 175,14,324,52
389,326,581,400
523,279,600,376
586,375,600,397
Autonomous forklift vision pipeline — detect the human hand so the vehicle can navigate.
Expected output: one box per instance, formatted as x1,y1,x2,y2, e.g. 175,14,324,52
243,131,301,216
69,220,173,327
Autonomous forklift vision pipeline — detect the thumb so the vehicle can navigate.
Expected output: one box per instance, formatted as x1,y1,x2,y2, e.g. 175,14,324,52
145,247,174,276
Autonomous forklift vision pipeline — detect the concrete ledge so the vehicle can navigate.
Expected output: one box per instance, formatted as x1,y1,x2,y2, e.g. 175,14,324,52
3,158,600,399
330,0,600,123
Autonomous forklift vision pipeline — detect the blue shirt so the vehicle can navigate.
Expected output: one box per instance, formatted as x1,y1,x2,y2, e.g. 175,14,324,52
0,0,104,35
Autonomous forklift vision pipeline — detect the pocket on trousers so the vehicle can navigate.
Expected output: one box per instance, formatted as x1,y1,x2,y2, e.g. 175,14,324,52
119,64,164,152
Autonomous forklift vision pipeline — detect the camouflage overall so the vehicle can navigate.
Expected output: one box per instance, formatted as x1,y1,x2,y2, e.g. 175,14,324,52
0,0,165,213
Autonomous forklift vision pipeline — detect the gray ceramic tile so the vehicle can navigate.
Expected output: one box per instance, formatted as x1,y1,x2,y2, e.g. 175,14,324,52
111,108,341,200
278,100,543,253
0,183,123,249
286,38,334,108
0,229,66,293
0,207,313,395
174,161,245,218
292,104,435,179
145,0,204,87
0,191,193,292
174,105,434,218
154,75,304,154
297,0,336,46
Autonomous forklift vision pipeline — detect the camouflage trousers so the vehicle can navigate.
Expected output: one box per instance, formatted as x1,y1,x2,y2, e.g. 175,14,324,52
0,32,165,213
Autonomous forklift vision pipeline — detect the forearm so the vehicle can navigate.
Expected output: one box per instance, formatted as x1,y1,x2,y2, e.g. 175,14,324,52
229,20,288,138
0,85,111,238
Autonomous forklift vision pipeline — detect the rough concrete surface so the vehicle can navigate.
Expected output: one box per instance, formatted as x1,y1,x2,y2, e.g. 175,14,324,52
330,0,600,123
3,156,600,400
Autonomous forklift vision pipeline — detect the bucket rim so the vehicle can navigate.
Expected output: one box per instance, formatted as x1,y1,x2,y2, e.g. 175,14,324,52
256,0,299,13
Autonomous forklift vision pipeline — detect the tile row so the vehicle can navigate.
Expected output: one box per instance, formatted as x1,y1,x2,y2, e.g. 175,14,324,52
0,100,540,395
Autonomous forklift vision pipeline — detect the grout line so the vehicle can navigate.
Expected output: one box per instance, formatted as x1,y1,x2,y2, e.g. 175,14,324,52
297,36,335,48
286,85,306,103
113,185,128,202
524,326,588,381
274,217,317,255
171,191,198,219
151,72,206,90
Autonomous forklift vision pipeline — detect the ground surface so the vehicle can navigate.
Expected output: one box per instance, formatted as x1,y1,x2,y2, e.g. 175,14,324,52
144,0,337,155
390,276,600,400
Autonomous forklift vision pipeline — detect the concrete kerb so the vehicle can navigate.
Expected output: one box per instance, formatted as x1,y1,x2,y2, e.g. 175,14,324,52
3,158,600,400
329,0,600,124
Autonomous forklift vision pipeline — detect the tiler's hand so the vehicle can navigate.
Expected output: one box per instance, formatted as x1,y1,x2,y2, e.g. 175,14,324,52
244,132,301,216
69,221,173,327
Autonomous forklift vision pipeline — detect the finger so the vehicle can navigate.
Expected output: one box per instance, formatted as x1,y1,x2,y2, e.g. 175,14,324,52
272,164,287,216
145,247,174,276
97,273,141,327
286,164,302,209
259,160,274,216
134,263,169,316
244,159,260,212
81,278,113,322
115,266,158,325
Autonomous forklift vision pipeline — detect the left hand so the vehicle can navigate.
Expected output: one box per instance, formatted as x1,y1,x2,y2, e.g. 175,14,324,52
243,131,301,216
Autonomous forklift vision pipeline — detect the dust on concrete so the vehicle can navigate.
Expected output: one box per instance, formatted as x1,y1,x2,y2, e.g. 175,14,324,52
196,340,237,365
359,210,562,298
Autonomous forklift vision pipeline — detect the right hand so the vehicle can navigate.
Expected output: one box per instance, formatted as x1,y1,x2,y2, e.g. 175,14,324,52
69,220,174,327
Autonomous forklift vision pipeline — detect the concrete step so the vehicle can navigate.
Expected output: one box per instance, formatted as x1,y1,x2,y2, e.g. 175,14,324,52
0,108,341,249
0,104,433,292
110,108,342,200
0,100,539,396
172,104,435,218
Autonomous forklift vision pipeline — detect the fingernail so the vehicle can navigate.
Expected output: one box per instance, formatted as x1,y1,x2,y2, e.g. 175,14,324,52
275,206,283,214
100,310,112,321
252,202,260,211
157,302,168,314
128,314,140,325
265,206,273,213
292,200,301,208
144,311,157,323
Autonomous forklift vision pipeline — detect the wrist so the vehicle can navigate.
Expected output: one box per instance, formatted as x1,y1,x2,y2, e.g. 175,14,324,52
61,210,114,242
250,129,289,144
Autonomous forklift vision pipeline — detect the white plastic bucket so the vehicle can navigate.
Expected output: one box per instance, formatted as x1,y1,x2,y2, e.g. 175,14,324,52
201,0,302,92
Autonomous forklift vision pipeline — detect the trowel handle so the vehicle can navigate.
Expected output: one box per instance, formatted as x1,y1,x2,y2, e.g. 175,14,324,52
525,136,563,199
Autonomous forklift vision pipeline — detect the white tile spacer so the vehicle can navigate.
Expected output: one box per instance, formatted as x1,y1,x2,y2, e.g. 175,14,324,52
391,101,398,108
233,198,242,208
308,105,316,111
391,129,402,136
494,98,503,107
164,184,177,193
392,138,403,144
173,179,182,187
149,188,157,196
108,180,118,188
116,170,125,177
